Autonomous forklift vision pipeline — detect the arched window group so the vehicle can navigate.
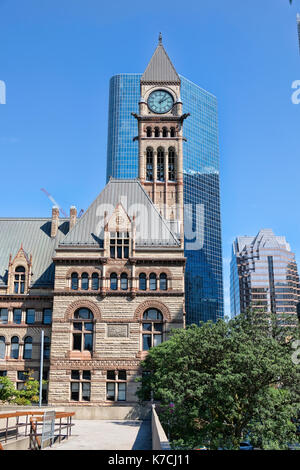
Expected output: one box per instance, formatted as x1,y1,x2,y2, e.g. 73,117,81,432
0,335,51,360
110,272,129,291
138,273,168,291
71,272,100,291
145,147,176,182
145,126,176,138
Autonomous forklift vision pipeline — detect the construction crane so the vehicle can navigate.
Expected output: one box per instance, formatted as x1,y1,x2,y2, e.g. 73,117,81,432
40,188,68,218
41,188,84,219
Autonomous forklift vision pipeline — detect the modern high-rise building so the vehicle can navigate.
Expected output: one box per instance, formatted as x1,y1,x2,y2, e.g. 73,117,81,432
230,229,300,320
106,40,224,324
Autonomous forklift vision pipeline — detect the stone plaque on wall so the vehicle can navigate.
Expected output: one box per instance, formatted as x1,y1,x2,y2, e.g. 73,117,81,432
107,324,129,338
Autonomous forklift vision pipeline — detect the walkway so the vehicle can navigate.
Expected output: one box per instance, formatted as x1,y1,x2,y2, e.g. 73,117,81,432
48,419,152,450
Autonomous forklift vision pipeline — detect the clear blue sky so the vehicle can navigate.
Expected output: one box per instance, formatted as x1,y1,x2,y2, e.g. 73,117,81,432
0,0,299,316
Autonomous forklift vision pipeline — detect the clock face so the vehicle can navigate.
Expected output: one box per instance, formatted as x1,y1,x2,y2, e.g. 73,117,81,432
148,90,174,114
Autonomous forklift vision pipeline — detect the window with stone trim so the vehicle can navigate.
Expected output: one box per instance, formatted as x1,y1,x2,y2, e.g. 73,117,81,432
43,309,52,325
146,148,154,181
110,272,118,291
72,308,94,353
44,336,51,359
13,308,22,324
70,369,91,402
157,147,165,181
120,273,128,290
10,336,19,359
0,308,8,325
14,266,25,294
23,336,32,359
139,273,147,291
16,370,29,390
110,232,129,259
159,273,168,291
26,309,35,325
0,371,7,377
106,370,127,402
0,336,5,360
91,273,100,290
149,273,157,291
81,272,89,290
142,309,163,351
168,147,176,181
71,273,79,290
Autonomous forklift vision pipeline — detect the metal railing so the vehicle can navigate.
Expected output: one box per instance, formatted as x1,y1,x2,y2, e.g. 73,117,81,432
0,411,75,450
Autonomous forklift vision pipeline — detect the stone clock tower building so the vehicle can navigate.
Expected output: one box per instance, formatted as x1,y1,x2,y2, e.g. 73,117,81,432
0,38,186,409
133,35,189,248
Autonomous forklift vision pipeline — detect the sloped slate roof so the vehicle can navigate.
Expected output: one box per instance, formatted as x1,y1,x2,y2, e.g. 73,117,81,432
0,218,69,287
60,179,180,247
141,42,180,84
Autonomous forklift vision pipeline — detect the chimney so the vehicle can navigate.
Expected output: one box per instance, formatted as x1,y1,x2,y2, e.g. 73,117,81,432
70,206,77,231
51,206,59,238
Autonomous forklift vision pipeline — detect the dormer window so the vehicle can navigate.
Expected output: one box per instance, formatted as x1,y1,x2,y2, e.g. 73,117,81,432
14,266,25,294
110,232,129,259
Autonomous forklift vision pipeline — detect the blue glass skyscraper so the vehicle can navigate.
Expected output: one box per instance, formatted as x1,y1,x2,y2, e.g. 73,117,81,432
106,69,223,324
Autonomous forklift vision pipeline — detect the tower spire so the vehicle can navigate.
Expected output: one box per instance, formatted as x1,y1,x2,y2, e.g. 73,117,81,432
158,32,162,44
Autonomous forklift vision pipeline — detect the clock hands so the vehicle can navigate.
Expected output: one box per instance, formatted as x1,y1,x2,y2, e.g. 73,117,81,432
159,96,168,104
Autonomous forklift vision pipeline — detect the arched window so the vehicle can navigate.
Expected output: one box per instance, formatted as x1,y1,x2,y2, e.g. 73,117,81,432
146,148,153,181
168,147,176,181
110,273,118,291
139,273,147,291
142,309,163,350
146,127,152,137
149,273,157,291
72,308,94,353
154,127,160,137
157,148,165,181
159,273,168,291
14,266,25,294
91,273,99,290
71,273,79,290
23,336,32,359
10,336,19,359
0,336,5,360
162,127,168,137
120,273,128,291
170,127,176,137
81,273,89,290
44,336,50,359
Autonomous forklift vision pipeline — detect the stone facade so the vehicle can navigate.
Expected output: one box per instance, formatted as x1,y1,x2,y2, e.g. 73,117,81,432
0,38,186,406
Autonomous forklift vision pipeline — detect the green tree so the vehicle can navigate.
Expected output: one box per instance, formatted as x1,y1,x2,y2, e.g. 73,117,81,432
0,376,17,403
137,310,300,449
0,370,44,406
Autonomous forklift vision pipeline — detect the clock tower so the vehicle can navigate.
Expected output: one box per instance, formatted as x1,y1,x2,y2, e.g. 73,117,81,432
132,35,189,247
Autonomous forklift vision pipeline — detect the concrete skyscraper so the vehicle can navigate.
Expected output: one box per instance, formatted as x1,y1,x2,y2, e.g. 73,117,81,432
230,229,300,320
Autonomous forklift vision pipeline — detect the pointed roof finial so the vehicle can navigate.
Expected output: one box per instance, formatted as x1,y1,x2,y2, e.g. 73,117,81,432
158,32,162,44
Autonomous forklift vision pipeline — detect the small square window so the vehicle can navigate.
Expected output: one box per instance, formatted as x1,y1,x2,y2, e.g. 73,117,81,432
82,370,91,380
118,370,126,381
107,370,115,380
71,370,80,380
